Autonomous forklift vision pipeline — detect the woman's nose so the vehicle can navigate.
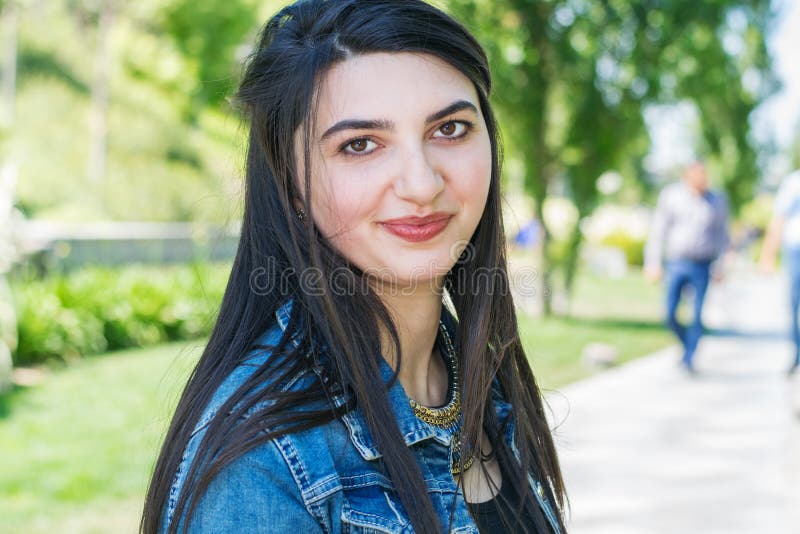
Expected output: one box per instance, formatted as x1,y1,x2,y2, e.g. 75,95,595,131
392,144,445,205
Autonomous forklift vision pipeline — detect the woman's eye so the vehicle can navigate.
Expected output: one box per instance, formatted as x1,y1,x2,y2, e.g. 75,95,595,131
433,121,470,139
341,138,377,155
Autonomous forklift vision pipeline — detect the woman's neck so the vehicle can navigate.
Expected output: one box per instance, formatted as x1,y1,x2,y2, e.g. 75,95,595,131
377,285,448,407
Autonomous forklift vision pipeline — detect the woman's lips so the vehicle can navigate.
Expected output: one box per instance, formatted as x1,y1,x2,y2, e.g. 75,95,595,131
379,215,452,242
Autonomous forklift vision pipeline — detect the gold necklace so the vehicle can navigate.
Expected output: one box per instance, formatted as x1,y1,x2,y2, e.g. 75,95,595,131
408,322,460,428
408,321,474,474
450,427,475,475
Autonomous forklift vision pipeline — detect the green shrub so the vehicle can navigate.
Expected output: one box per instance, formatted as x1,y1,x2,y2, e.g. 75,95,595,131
546,237,572,267
10,263,229,366
739,194,773,234
600,230,646,266
14,282,107,363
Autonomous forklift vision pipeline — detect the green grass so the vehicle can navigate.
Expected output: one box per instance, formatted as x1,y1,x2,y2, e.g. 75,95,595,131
0,341,203,534
0,270,675,532
520,270,674,389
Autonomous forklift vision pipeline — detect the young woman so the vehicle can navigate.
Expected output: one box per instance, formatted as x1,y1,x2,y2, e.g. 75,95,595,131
141,1,567,532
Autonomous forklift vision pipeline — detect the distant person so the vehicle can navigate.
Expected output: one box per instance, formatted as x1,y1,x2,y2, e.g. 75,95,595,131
758,167,800,376
644,162,730,373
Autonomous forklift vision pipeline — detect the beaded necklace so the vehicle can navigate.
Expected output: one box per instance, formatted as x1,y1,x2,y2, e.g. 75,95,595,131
408,321,474,475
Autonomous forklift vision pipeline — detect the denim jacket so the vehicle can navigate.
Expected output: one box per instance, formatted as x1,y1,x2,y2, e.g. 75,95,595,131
163,299,562,533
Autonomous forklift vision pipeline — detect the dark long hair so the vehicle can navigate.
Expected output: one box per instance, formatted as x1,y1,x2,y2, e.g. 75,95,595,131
141,1,566,533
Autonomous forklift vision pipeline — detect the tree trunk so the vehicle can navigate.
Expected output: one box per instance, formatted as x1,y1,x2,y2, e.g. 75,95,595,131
521,0,556,316
0,1,18,128
561,215,586,316
533,195,553,316
87,4,114,184
0,1,18,387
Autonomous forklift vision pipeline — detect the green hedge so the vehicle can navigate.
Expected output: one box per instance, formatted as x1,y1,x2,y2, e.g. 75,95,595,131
600,230,646,267
10,263,229,366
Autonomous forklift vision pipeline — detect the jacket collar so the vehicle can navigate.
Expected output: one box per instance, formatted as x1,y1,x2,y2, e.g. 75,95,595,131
274,297,513,461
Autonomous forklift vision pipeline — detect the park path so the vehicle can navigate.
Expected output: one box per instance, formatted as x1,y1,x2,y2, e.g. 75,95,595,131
548,264,800,534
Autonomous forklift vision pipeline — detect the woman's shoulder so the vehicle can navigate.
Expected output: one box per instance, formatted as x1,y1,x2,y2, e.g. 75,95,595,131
165,311,322,529
189,320,298,438
169,433,326,532
168,380,347,532
192,295,320,433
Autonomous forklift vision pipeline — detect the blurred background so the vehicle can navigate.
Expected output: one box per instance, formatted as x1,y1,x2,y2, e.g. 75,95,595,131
0,0,798,532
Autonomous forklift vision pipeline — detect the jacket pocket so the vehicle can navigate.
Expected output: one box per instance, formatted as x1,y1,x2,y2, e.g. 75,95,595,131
340,485,414,534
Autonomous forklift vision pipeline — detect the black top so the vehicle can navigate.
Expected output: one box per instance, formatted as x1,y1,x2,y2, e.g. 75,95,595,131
465,466,541,534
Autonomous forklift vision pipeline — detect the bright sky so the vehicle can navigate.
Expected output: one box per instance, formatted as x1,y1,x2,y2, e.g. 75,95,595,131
755,0,800,177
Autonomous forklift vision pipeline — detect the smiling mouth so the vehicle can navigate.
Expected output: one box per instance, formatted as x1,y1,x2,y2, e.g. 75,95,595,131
379,215,453,243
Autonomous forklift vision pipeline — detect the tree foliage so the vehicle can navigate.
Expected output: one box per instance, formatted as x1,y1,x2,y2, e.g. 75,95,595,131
6,0,776,307
449,0,774,311
157,0,259,119
10,0,265,220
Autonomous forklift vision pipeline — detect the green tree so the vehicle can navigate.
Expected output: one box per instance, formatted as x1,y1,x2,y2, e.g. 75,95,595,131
0,0,19,128
157,0,259,122
12,0,251,221
66,0,123,184
449,0,774,314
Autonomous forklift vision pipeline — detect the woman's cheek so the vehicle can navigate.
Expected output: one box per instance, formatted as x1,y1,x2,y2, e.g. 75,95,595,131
456,157,491,200
315,176,372,236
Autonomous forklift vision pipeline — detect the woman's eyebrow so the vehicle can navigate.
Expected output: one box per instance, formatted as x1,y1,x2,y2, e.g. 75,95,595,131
425,100,477,124
319,99,478,141
320,118,393,141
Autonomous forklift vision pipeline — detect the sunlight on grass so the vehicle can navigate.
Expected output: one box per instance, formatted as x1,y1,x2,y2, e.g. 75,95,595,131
0,341,203,533
520,270,674,390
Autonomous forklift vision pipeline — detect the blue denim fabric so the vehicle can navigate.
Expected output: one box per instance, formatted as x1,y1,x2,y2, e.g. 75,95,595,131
664,258,711,365
162,298,562,533
783,246,800,367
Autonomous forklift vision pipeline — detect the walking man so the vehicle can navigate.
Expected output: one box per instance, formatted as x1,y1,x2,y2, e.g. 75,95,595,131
645,161,730,373
758,165,800,376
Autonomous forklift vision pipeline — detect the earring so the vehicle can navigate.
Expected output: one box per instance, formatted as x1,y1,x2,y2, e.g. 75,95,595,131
296,208,306,221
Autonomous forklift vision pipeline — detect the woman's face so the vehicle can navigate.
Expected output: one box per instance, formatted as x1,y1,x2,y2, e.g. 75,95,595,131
298,52,492,289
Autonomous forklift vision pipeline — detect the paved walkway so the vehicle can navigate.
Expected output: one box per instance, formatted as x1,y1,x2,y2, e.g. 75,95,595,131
549,267,800,534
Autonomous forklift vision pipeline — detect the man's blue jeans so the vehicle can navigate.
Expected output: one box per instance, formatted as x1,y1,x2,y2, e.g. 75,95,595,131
664,259,711,366
784,247,800,368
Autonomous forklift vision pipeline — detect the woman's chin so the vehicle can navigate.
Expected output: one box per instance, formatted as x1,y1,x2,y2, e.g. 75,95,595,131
363,267,450,294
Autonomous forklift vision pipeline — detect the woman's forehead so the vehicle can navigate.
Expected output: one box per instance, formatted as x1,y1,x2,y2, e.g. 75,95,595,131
314,52,479,131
